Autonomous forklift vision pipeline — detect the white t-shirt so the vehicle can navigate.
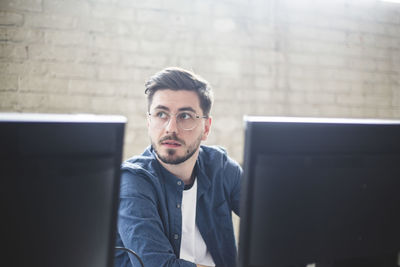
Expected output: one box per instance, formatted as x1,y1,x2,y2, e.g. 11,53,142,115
179,178,215,266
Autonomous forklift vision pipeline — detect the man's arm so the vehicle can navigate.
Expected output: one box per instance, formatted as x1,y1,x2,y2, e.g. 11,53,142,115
228,160,243,216
117,170,196,267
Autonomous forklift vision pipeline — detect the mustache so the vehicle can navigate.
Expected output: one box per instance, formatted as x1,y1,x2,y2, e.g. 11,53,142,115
159,134,185,145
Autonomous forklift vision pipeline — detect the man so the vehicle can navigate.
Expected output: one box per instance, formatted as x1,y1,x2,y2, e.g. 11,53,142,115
115,67,242,267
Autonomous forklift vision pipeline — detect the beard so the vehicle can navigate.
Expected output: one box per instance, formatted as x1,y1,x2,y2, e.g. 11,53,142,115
151,132,203,165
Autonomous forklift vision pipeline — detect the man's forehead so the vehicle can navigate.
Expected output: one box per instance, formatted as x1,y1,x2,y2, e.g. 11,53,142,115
150,89,201,111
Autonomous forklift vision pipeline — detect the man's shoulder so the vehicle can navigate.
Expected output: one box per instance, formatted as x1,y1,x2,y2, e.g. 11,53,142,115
119,147,162,197
199,145,227,157
121,146,157,174
199,145,239,168
198,145,242,192
119,146,162,190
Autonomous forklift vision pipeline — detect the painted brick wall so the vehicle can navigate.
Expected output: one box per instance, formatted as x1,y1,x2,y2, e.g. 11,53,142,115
1,0,399,163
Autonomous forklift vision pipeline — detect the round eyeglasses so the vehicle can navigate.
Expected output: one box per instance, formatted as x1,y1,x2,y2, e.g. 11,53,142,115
148,109,207,131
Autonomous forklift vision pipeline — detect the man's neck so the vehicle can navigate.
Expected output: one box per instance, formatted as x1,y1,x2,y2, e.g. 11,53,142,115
158,149,199,185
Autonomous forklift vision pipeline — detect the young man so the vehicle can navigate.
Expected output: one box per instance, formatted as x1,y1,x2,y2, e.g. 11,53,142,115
115,67,242,267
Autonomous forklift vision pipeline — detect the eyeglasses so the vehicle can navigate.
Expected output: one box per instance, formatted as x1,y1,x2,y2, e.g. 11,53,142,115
148,109,207,131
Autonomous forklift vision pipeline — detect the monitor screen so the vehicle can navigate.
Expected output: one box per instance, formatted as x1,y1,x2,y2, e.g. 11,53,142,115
0,113,126,267
238,116,400,267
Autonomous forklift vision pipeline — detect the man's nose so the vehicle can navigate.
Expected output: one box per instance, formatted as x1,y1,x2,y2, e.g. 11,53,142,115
165,116,179,133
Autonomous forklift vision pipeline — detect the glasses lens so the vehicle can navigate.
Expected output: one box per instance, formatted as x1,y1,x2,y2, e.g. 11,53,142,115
177,111,196,130
149,111,169,129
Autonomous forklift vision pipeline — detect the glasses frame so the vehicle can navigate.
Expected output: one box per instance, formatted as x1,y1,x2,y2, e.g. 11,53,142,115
147,110,208,131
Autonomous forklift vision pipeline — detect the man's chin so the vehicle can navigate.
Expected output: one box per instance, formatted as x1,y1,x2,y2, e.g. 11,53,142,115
158,155,185,165
157,149,193,165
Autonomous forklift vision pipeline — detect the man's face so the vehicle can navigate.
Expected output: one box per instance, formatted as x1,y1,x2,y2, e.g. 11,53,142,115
147,89,211,165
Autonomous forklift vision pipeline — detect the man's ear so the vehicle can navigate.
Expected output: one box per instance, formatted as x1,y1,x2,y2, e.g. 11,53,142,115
201,116,212,141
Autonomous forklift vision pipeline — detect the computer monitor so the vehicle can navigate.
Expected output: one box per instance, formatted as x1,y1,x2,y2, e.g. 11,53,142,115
238,116,400,267
0,113,126,267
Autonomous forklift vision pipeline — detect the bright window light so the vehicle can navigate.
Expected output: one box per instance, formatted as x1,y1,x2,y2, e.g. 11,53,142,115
380,0,400,3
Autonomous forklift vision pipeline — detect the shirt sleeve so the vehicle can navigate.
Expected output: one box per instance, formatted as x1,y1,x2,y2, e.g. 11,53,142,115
230,162,243,216
116,169,196,267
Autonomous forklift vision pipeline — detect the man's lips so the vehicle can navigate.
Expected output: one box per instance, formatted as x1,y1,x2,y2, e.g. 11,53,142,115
161,140,182,147
159,134,185,147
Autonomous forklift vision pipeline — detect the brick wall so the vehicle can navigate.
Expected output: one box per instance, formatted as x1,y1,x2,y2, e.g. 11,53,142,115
1,0,399,163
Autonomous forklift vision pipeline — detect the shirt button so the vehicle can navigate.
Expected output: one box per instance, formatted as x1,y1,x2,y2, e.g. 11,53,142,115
174,234,179,240
176,203,181,208
177,181,182,186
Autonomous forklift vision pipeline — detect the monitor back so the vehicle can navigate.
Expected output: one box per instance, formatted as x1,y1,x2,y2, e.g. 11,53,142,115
238,116,400,267
0,113,126,267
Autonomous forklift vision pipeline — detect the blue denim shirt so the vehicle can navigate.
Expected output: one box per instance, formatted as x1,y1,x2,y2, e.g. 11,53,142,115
114,145,242,267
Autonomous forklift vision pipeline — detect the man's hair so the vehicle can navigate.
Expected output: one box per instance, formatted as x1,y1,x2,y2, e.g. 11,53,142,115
145,67,214,117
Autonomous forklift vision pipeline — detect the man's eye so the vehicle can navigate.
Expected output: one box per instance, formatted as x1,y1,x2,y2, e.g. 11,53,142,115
156,112,168,119
178,112,193,120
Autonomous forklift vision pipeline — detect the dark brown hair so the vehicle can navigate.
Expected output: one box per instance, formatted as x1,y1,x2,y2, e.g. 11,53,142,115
145,67,213,117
